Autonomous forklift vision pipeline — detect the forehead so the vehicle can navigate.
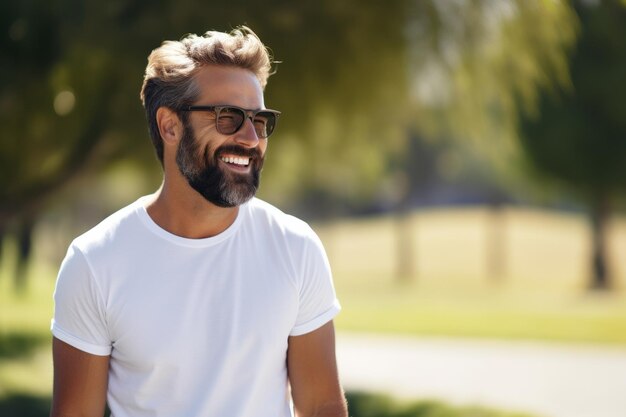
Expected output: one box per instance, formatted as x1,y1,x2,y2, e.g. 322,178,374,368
192,65,264,109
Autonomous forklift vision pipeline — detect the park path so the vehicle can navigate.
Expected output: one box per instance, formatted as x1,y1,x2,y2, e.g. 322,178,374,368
336,332,626,417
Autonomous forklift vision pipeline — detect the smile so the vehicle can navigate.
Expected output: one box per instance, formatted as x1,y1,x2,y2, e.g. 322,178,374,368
220,155,250,167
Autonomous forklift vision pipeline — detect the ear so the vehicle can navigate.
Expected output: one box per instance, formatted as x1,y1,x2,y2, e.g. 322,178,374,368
156,107,182,145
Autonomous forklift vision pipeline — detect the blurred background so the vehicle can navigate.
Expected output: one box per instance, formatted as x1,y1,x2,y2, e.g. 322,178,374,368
1,0,626,416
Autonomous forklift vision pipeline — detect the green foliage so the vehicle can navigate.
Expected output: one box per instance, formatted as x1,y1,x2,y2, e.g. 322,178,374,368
416,0,577,183
346,392,538,417
0,0,412,222
0,0,581,289
519,0,626,194
0,394,50,417
0,0,580,220
0,332,48,361
518,0,626,289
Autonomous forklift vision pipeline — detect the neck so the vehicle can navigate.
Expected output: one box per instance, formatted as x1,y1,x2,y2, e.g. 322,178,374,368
145,180,240,239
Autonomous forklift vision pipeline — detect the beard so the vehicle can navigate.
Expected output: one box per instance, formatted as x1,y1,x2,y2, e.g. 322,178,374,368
175,121,264,207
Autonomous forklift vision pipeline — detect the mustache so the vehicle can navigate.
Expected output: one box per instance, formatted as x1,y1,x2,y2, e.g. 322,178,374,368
215,145,262,159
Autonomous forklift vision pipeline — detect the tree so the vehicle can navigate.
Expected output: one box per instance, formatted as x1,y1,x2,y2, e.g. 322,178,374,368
391,0,578,281
0,0,578,289
0,0,151,289
0,0,412,288
518,0,626,290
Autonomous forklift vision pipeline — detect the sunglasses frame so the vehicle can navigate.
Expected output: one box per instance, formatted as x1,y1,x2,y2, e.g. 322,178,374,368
181,105,281,138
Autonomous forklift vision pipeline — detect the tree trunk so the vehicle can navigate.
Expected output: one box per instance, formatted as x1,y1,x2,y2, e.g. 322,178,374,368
588,194,611,290
395,207,415,283
486,201,507,285
393,129,436,283
0,223,5,273
393,168,416,283
15,218,35,292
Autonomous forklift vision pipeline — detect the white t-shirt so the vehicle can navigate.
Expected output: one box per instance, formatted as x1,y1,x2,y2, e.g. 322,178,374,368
51,197,341,417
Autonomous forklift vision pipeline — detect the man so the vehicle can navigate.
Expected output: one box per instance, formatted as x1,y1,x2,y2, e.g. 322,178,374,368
50,27,347,417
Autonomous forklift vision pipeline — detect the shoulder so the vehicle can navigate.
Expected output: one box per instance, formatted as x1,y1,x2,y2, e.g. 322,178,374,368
70,197,146,256
243,199,331,282
243,198,326,258
244,198,317,240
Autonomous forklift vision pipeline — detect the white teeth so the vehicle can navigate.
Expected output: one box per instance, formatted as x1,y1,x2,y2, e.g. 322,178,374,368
221,156,250,166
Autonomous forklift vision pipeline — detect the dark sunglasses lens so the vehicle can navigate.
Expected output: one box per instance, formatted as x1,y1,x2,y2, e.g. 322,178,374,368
253,112,276,138
216,107,245,134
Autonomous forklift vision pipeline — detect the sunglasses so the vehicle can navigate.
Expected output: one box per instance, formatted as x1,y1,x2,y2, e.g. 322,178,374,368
182,105,281,139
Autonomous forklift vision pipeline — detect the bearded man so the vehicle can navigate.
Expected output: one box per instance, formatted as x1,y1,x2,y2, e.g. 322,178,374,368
50,26,346,417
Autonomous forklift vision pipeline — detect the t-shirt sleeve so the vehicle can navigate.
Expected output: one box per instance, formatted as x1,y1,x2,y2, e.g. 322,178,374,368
51,244,112,356
290,231,341,336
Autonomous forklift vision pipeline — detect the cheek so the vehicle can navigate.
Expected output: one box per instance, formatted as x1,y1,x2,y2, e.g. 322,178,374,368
258,140,268,156
203,138,226,159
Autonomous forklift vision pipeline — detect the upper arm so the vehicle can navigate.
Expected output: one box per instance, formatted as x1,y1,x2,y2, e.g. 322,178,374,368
50,337,110,417
287,321,347,417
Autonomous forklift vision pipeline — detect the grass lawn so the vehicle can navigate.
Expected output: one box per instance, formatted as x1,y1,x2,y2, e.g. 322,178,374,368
317,206,626,345
0,259,56,401
334,283,626,344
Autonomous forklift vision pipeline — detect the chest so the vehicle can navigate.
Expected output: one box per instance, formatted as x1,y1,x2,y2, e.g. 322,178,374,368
102,246,299,369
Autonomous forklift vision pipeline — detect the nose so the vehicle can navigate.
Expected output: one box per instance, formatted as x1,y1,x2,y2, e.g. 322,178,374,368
234,118,260,148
